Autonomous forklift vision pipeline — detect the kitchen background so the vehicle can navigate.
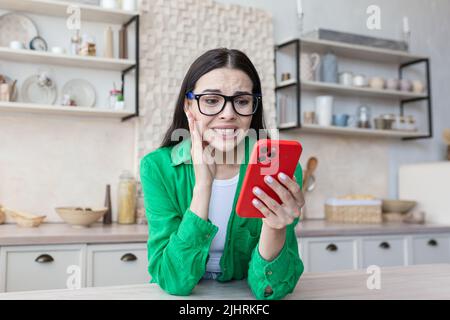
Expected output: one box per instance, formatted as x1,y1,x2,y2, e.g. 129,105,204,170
2,0,450,223
0,0,450,293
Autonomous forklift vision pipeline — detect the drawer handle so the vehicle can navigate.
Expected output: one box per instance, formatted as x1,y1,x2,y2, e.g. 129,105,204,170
326,244,338,252
35,254,54,263
121,253,137,262
428,239,438,247
379,242,391,249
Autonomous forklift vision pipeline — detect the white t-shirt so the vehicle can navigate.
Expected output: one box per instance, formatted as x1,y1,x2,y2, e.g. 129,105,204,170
205,173,240,273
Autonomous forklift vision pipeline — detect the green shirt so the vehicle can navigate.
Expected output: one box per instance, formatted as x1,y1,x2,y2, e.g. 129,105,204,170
140,135,304,300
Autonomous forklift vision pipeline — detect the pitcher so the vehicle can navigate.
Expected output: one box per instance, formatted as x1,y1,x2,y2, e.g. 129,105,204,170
320,52,338,83
300,52,320,81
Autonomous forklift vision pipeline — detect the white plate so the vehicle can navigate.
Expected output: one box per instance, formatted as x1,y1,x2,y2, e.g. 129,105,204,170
62,79,96,107
22,75,57,105
0,13,39,48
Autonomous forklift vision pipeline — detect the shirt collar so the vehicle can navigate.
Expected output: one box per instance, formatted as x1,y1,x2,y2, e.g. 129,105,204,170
170,135,257,166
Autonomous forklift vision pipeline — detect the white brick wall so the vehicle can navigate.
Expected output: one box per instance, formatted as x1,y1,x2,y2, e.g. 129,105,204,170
136,0,276,222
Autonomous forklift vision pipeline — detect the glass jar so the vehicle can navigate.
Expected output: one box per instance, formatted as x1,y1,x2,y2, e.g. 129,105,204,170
109,89,122,109
117,170,137,224
70,31,81,55
406,115,416,131
357,105,371,128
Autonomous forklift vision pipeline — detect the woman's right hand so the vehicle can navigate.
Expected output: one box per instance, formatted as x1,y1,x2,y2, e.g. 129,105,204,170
185,108,216,187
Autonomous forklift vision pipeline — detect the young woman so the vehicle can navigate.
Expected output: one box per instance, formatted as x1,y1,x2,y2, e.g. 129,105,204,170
140,48,305,300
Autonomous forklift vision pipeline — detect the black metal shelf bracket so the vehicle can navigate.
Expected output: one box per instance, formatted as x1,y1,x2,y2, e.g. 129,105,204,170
121,14,140,122
399,58,433,140
274,39,301,130
274,39,433,140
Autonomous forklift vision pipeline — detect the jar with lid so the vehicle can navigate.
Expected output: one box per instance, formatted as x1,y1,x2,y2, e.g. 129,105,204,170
109,89,122,109
80,34,96,56
70,30,81,55
406,115,417,131
117,170,137,224
357,105,371,128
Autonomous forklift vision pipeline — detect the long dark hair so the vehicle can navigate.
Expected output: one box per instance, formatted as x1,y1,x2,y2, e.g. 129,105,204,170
160,48,267,148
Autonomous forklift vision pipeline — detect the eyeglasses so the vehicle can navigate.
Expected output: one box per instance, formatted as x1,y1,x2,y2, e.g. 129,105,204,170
185,91,261,116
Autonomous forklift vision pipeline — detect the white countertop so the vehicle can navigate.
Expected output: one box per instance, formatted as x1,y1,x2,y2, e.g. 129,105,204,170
1,264,449,300
0,223,148,246
1,220,450,246
297,219,450,237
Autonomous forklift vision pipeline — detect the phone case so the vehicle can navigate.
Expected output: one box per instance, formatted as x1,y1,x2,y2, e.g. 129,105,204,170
236,139,303,218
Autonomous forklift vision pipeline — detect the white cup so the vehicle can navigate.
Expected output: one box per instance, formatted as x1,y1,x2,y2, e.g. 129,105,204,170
9,40,25,50
101,0,118,10
122,0,137,11
353,74,368,87
51,46,66,54
338,71,353,86
315,96,334,126
412,80,425,94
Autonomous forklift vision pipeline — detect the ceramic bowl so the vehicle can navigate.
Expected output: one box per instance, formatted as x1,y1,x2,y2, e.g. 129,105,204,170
382,199,417,213
0,205,6,224
4,208,46,227
55,207,107,228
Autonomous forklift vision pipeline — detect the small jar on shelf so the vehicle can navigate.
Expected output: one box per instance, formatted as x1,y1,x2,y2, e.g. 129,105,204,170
108,89,125,110
117,170,137,225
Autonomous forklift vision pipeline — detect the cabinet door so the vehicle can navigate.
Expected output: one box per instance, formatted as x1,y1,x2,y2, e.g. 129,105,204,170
303,238,358,273
361,237,406,268
411,234,450,265
0,244,85,292
87,243,150,287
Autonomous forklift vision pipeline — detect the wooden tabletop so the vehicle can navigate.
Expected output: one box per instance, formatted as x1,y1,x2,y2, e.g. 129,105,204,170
1,264,449,300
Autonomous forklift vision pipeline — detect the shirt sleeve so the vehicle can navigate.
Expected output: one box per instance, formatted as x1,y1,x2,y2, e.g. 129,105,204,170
140,156,218,296
246,163,305,300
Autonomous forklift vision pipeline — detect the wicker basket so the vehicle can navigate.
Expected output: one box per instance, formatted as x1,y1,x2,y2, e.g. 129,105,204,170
325,198,382,224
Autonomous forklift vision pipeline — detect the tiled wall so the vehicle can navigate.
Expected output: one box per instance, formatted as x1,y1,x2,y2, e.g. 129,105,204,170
136,0,277,222
280,131,390,219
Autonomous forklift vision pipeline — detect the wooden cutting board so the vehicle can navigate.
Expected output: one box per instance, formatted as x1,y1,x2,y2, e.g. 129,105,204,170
399,162,450,224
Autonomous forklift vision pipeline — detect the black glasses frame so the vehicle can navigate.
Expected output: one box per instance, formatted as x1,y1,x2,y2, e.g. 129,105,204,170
186,92,262,116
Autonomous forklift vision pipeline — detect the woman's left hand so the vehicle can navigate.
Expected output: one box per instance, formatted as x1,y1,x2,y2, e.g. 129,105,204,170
252,172,305,230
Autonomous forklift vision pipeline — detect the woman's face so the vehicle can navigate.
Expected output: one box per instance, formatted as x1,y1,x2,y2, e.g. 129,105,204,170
185,67,254,153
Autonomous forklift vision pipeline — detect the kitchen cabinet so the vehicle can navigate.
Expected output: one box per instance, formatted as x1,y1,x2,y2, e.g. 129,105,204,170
410,234,450,265
301,237,358,272
87,243,150,287
299,233,450,273
360,236,407,268
0,242,150,293
0,244,86,292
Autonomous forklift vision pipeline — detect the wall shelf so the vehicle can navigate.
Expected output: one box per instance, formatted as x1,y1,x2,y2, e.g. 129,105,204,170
0,0,138,24
298,124,426,139
0,0,140,122
298,37,427,64
274,38,433,140
300,80,428,100
0,47,136,71
0,101,134,118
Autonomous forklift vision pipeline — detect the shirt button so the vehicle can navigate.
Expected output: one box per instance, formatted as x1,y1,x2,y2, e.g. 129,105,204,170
266,270,273,276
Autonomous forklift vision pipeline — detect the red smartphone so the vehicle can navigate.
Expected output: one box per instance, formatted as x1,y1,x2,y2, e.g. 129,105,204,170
236,139,303,218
